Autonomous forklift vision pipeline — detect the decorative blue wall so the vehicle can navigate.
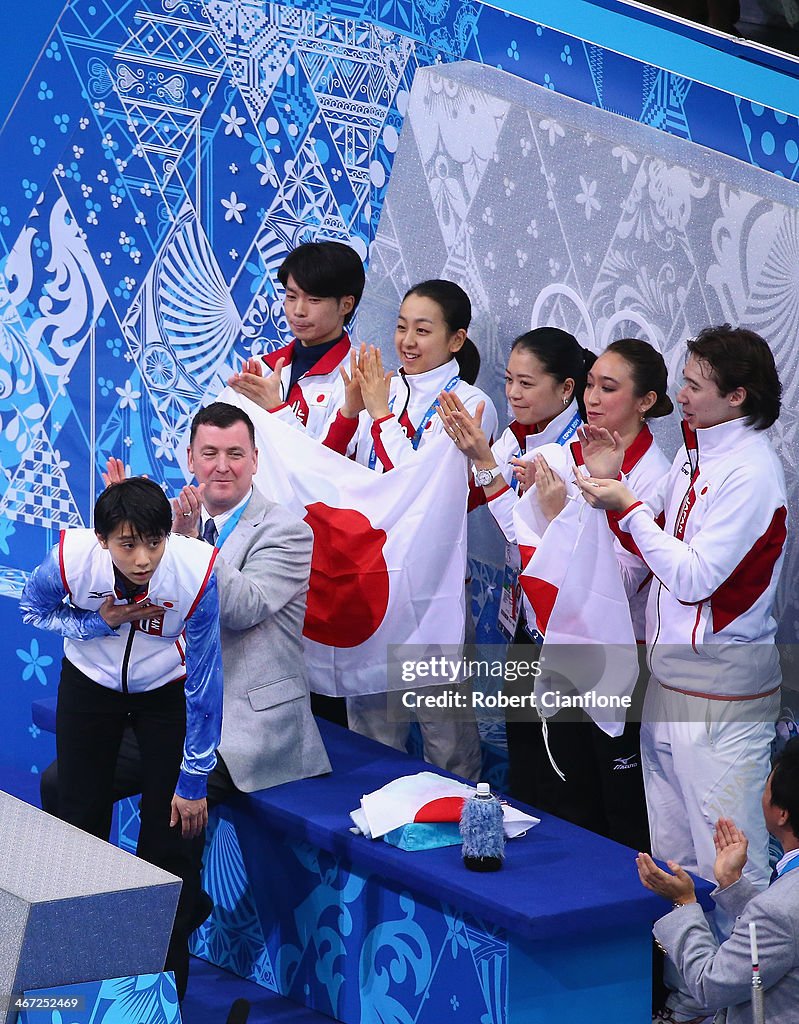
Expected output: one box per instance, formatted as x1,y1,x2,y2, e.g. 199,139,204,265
1,0,798,777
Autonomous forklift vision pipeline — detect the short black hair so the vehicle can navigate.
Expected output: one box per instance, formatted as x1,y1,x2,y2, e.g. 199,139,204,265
770,736,799,841
277,241,365,325
94,477,172,540
687,325,781,430
190,402,255,446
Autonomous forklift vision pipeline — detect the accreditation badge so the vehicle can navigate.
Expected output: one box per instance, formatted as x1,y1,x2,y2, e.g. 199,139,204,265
497,541,523,640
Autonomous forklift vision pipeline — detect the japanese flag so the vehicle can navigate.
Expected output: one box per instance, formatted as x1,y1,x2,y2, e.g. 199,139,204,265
350,772,540,839
514,445,639,737
220,389,468,697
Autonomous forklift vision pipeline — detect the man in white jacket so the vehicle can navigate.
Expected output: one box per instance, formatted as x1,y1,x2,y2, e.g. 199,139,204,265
577,325,787,1024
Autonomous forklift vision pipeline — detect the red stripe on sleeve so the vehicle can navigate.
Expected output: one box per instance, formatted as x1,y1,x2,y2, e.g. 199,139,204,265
486,482,511,503
710,506,787,633
370,419,395,472
323,410,359,453
186,548,218,620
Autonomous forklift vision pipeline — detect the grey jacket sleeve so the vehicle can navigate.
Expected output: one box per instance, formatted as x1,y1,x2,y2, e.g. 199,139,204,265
653,882,797,1012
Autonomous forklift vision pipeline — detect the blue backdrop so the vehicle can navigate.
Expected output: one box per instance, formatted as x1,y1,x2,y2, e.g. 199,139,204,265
1,0,798,780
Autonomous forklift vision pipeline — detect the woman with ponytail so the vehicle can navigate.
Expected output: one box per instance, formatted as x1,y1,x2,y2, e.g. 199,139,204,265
324,279,498,780
324,279,498,470
440,334,674,848
516,338,673,849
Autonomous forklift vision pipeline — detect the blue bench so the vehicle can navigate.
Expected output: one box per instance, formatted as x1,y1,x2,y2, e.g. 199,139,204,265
33,696,696,1023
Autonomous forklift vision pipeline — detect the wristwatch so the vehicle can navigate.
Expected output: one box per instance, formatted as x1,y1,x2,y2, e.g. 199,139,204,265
473,464,502,487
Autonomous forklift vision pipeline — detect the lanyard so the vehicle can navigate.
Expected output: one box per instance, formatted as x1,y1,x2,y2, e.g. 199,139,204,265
776,855,799,881
511,410,582,491
214,497,250,548
368,375,460,470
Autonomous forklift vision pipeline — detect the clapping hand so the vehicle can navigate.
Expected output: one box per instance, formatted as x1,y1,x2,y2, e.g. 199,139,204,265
713,818,748,890
171,483,206,537
577,424,625,479
574,470,636,513
530,453,567,520
338,344,367,419
228,356,285,412
355,345,393,420
636,852,697,906
102,457,128,488
437,391,491,464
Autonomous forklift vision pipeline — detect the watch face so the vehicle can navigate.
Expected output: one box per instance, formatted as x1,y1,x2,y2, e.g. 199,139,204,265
475,468,495,486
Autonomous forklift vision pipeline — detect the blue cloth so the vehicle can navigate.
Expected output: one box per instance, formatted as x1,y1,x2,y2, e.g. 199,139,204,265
227,720,711,942
179,574,223,798
20,549,116,640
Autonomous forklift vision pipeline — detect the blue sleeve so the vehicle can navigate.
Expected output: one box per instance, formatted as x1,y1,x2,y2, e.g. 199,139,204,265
19,547,117,640
178,571,223,799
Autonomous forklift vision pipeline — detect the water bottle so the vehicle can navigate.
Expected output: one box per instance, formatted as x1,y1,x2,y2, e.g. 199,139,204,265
460,782,505,871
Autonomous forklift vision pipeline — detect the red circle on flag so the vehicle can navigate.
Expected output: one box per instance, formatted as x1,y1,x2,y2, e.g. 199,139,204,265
303,502,390,647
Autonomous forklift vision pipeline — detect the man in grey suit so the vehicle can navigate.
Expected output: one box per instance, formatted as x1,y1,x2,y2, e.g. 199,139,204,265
41,401,330,992
637,737,799,1024
172,401,330,794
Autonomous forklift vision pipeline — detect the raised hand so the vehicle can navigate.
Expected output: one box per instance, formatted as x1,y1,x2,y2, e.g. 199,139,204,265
635,852,697,906
171,483,205,537
531,453,567,520
713,818,748,889
574,469,636,513
102,457,128,488
339,344,367,419
437,392,492,464
577,424,625,480
509,456,535,494
355,345,393,420
228,356,285,411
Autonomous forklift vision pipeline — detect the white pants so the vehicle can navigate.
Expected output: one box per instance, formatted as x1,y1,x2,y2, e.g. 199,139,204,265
641,676,779,1018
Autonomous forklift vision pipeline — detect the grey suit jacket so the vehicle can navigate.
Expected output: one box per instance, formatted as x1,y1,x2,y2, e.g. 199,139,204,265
654,871,799,1024
213,486,331,792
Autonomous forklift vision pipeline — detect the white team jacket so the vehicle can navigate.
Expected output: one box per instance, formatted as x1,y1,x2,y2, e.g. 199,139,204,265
262,334,352,442
60,530,217,693
324,357,499,472
615,417,788,697
579,425,671,640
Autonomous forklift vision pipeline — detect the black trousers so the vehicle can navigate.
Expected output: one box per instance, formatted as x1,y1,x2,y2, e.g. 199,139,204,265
53,658,213,998
505,715,650,851
503,630,650,852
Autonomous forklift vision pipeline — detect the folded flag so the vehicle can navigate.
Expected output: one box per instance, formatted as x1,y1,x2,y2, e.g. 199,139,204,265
350,771,539,840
